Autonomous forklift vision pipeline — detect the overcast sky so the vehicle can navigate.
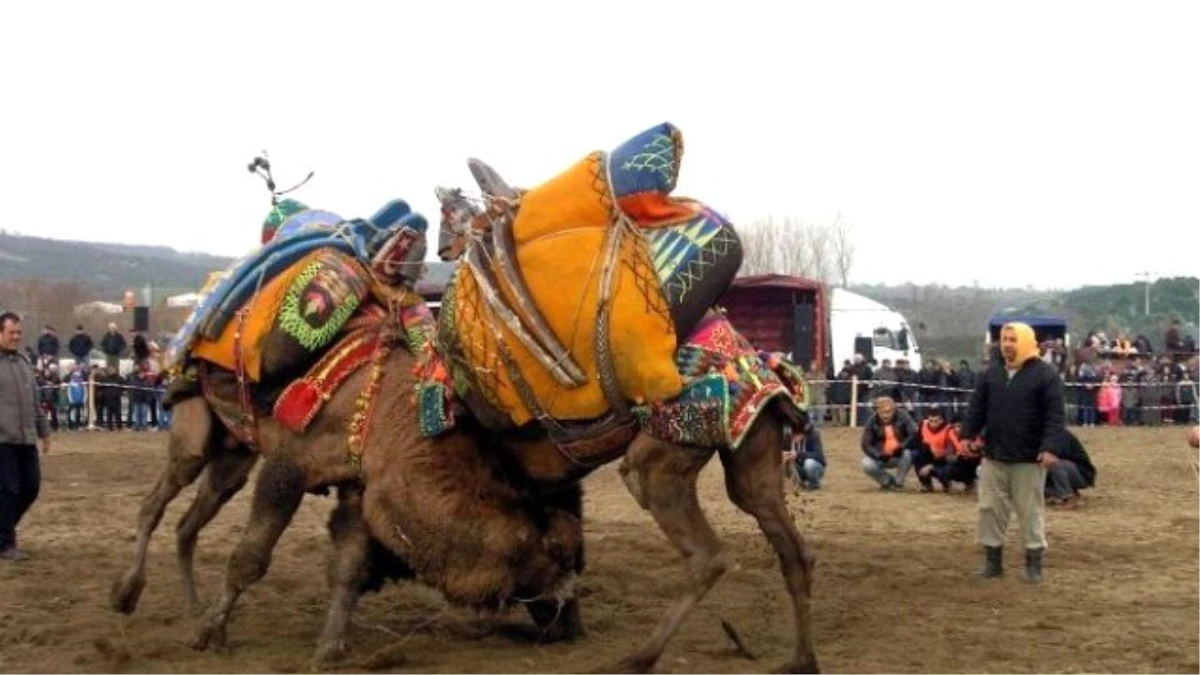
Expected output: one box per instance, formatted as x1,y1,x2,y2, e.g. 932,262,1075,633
2,1,1196,290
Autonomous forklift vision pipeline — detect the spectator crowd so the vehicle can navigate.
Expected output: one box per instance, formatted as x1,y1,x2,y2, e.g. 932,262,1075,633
27,323,173,433
809,319,1199,429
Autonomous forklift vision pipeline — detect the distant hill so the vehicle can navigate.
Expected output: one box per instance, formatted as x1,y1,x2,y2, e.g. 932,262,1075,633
0,233,1193,363
82,242,236,272
0,233,234,298
850,277,1199,362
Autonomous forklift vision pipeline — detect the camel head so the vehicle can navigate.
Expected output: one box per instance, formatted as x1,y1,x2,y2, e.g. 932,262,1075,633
435,186,483,262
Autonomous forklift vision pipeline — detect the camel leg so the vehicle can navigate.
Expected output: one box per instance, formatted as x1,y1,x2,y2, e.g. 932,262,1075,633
609,434,721,674
526,597,585,644
189,457,306,652
719,419,819,674
176,445,258,615
110,398,215,615
526,482,586,643
313,484,372,664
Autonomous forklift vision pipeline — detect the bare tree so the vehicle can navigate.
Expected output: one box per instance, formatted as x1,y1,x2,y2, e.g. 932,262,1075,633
804,222,832,286
830,214,855,287
739,216,809,277
738,216,779,276
738,215,851,286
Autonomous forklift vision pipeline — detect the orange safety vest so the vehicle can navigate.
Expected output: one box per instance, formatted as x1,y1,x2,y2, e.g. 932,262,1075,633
921,420,953,460
882,425,900,457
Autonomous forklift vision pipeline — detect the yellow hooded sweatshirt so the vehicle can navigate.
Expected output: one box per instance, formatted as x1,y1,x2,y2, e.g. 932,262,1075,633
1001,322,1040,370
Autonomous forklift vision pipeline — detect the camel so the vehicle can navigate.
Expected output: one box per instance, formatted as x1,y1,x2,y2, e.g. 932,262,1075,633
110,338,585,664
113,361,813,674
426,133,821,672
114,122,822,672
502,399,817,674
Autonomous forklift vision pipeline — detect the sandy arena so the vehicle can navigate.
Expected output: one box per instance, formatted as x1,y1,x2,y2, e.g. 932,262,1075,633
0,426,1196,673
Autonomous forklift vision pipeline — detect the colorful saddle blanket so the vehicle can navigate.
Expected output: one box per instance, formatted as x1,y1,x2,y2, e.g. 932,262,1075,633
440,123,743,429
165,198,428,374
189,248,372,383
195,288,454,450
271,289,454,438
635,312,810,450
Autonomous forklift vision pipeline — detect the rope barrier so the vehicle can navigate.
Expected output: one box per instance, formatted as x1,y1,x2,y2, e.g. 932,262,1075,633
807,375,1199,424
805,377,1198,393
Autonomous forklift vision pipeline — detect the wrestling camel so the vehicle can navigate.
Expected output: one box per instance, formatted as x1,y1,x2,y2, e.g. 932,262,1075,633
111,338,584,663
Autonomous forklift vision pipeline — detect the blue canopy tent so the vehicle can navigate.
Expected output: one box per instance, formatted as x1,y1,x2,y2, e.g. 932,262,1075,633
986,314,1069,344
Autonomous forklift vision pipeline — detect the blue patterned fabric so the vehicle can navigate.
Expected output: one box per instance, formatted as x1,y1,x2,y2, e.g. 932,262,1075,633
606,122,682,199
369,199,427,232
641,208,741,307
274,209,344,241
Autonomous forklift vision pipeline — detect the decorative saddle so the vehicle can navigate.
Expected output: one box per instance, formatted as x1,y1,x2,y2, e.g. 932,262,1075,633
437,123,745,448
166,197,430,382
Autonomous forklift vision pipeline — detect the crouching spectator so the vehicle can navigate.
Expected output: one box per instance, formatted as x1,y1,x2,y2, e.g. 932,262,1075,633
948,420,982,493
914,407,956,492
1045,430,1097,510
860,396,917,490
783,419,827,492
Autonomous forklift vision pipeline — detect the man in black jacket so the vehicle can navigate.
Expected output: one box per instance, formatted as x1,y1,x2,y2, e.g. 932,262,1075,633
100,323,126,371
860,396,918,490
783,420,827,491
962,322,1066,584
68,325,94,367
1045,430,1097,509
36,326,60,364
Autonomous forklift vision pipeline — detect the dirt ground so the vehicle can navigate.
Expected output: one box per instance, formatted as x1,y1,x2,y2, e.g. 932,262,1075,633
0,426,1196,674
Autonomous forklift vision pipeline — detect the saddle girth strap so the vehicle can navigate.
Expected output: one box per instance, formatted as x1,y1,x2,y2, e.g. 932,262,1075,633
232,307,260,450
594,151,636,422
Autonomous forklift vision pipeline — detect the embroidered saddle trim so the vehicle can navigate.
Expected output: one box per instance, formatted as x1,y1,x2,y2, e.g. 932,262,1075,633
272,327,384,433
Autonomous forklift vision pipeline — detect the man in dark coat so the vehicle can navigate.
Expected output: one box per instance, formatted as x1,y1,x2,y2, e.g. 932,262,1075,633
100,323,126,371
1044,430,1097,509
860,396,918,490
0,313,51,561
36,326,60,363
963,322,1066,584
68,325,94,367
783,420,827,491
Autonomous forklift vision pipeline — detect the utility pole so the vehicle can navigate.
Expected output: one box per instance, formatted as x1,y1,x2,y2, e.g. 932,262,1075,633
1134,271,1156,316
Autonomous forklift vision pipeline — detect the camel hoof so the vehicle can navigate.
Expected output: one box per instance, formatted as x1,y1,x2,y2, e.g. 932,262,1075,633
772,656,820,674
188,621,227,652
314,639,348,664
529,598,586,644
110,575,145,615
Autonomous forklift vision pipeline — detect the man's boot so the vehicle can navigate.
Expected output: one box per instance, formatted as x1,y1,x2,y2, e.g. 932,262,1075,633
1022,547,1044,584
976,546,1003,579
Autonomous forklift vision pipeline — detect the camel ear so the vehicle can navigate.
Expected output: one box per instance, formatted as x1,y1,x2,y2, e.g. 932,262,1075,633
467,158,519,200
434,186,460,206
